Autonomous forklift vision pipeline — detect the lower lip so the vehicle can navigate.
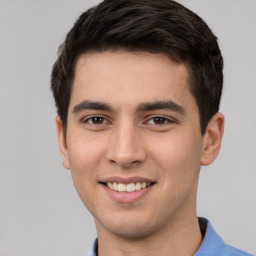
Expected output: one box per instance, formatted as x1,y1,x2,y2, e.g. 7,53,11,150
101,184,154,203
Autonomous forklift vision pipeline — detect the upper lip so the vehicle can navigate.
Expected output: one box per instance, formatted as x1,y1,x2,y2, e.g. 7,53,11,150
100,176,155,184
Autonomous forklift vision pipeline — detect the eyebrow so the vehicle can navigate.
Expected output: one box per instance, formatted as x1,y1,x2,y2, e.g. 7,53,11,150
72,100,113,113
137,100,185,114
72,99,185,115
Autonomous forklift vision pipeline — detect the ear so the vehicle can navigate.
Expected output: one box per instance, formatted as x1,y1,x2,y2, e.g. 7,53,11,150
201,113,224,166
55,116,71,169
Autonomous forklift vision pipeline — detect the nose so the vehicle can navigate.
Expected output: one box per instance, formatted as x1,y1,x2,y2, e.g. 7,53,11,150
106,121,147,168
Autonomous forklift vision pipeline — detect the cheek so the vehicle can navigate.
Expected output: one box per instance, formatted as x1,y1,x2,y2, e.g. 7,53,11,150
149,131,203,181
149,132,203,215
67,130,106,170
66,133,106,198
68,144,101,212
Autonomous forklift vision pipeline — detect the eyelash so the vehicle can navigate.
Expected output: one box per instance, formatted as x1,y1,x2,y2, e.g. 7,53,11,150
82,116,110,125
145,116,175,126
81,115,175,127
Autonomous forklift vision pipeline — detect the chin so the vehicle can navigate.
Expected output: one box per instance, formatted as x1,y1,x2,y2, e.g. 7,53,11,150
107,224,154,239
95,214,157,239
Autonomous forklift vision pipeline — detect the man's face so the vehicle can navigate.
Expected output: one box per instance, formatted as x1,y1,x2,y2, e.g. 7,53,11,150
58,51,207,238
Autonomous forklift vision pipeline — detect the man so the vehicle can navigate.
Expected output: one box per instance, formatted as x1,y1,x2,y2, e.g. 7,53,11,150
50,0,252,255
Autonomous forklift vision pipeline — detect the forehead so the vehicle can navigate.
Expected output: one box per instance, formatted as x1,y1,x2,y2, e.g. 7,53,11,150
70,51,196,113
74,50,188,83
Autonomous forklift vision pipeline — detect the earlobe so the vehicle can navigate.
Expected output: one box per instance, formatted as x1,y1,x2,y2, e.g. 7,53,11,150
201,113,224,166
55,116,71,170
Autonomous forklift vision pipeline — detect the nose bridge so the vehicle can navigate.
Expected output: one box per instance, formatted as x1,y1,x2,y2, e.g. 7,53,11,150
107,118,146,167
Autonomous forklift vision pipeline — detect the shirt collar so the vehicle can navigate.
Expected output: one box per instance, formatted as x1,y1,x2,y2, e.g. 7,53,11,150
195,217,225,255
87,238,98,256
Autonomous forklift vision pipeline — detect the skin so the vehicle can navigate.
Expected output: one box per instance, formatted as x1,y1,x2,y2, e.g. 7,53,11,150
56,51,224,256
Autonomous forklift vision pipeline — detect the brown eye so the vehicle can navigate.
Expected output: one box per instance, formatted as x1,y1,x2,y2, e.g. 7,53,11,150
90,117,105,124
153,117,168,125
83,116,107,125
146,116,175,126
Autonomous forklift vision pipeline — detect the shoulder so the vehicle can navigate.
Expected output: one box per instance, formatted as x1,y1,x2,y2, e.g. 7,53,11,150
221,244,253,256
195,218,253,256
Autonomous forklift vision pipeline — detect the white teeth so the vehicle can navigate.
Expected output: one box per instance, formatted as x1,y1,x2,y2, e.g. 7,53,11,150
107,182,113,190
118,183,127,192
135,182,142,191
106,182,152,192
113,182,118,191
127,183,136,192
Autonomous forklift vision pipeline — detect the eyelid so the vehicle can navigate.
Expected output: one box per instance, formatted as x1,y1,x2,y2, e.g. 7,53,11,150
79,114,177,127
81,115,112,125
144,115,176,125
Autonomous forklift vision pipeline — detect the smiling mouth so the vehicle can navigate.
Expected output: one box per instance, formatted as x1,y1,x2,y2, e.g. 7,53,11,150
103,182,153,193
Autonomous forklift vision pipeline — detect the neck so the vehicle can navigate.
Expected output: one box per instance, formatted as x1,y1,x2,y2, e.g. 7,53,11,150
95,214,203,256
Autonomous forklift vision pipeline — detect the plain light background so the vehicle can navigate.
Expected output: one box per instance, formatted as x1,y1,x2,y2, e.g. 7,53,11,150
0,0,255,255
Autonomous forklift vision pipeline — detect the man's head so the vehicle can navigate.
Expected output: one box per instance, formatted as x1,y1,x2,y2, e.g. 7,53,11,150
51,0,223,136
51,0,224,242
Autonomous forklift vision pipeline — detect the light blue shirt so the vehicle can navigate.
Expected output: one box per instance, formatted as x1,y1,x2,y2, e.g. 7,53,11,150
86,218,252,256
